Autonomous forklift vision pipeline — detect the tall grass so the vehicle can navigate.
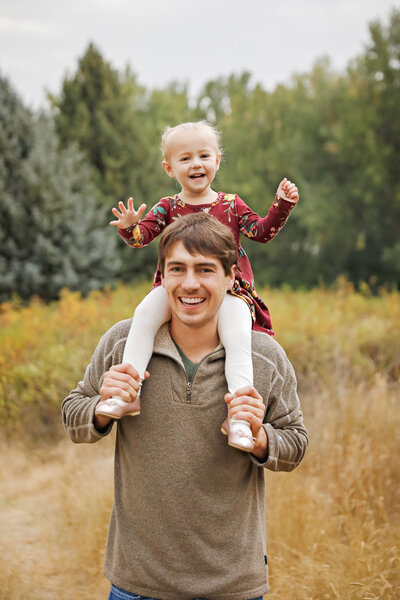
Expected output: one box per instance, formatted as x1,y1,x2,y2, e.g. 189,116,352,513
0,282,399,598
0,283,149,437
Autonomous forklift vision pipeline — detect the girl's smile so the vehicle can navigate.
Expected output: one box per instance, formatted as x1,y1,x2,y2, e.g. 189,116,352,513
162,130,221,204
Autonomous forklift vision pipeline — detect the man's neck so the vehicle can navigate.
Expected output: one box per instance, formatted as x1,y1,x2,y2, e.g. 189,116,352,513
169,318,220,363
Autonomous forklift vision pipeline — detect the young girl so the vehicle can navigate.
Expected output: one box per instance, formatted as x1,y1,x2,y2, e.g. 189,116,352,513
95,121,299,452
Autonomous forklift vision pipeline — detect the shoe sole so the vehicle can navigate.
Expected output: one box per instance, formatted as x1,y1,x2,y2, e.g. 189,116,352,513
95,409,141,419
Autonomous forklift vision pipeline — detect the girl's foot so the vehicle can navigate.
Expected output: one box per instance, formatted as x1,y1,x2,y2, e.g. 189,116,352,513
220,418,255,452
95,395,141,419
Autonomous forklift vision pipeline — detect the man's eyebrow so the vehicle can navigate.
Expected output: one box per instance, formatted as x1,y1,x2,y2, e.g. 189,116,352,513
165,261,184,267
166,260,217,267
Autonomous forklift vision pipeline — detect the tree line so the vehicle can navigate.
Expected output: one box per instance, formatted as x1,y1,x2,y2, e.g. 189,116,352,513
1,9,399,302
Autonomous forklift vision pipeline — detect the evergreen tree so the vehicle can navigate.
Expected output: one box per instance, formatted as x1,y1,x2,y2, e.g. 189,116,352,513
0,75,120,302
50,43,148,206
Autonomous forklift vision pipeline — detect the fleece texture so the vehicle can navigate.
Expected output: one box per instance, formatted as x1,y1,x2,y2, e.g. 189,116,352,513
62,321,308,600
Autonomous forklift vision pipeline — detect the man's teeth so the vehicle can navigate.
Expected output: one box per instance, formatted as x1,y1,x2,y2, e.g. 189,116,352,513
180,297,205,305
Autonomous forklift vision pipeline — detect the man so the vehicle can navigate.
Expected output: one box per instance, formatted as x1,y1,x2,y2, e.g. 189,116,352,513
62,213,308,600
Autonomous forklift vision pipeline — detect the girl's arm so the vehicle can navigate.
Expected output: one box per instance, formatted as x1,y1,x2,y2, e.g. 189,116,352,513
113,197,171,248
237,179,299,243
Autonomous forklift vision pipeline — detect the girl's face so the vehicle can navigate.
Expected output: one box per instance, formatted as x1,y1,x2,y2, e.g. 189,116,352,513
162,128,221,198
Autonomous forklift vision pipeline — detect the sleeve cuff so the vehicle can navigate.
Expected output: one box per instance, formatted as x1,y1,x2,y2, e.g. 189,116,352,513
250,423,279,469
276,194,297,206
90,396,114,437
118,226,135,240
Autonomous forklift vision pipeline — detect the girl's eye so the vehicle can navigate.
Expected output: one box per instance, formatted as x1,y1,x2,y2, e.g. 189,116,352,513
180,157,189,162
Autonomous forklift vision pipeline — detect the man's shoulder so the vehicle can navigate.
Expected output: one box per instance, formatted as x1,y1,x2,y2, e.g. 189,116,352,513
98,318,133,349
251,330,290,364
251,331,297,390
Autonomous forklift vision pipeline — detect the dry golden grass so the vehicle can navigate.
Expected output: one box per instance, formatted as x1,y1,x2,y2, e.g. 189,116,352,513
0,437,114,600
0,282,399,599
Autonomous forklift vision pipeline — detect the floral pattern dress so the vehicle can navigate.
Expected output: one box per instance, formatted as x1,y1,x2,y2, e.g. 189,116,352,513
118,192,295,335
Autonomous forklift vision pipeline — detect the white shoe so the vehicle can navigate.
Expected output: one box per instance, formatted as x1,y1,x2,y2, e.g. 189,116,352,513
95,396,141,419
221,418,255,452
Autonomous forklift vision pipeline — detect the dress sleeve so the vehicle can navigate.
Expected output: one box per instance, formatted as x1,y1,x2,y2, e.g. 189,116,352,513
237,194,296,243
118,197,171,248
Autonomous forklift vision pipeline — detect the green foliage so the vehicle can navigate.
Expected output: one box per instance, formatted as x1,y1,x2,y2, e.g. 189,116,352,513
0,74,120,302
50,43,148,206
3,10,400,297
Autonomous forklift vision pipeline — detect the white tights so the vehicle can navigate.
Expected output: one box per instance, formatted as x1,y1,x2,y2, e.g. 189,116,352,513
122,286,253,393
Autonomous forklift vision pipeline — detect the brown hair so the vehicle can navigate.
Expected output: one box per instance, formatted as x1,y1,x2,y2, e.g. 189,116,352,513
158,213,237,275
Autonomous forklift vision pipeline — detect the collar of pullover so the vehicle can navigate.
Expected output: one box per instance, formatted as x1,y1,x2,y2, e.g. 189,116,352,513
153,323,225,366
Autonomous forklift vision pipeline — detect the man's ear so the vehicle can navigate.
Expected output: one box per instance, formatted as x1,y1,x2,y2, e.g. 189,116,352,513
162,161,175,178
226,264,236,290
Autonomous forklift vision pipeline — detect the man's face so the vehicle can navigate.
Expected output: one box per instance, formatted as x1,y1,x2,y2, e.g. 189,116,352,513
161,241,235,331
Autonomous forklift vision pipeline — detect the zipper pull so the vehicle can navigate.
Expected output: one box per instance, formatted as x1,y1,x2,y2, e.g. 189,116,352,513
186,381,192,404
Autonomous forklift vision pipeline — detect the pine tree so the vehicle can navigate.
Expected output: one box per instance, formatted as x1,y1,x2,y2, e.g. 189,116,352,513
0,75,120,302
50,43,148,206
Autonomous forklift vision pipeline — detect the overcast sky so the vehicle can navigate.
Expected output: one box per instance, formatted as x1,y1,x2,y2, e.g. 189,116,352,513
0,0,397,109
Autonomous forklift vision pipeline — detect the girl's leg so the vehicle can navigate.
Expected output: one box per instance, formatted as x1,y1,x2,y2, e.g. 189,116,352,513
122,286,171,380
95,286,171,419
218,294,255,452
218,293,253,393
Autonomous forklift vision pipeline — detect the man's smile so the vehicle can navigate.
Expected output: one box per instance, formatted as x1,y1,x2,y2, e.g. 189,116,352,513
179,296,206,306
162,241,235,331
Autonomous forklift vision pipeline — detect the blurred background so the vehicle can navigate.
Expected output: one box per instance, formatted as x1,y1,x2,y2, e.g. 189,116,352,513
0,1,399,598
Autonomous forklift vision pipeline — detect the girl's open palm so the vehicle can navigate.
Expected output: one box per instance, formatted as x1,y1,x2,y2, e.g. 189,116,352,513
110,198,147,228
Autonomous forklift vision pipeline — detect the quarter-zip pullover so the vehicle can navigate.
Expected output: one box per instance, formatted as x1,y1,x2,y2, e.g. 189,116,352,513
62,320,308,600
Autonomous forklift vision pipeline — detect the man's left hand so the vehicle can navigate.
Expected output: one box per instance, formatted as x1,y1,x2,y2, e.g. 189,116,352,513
225,386,268,460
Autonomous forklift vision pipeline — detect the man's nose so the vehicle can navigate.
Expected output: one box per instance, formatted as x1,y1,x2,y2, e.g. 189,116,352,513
182,269,200,290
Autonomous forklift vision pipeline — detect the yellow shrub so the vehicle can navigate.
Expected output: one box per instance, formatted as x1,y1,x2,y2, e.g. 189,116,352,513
0,283,150,437
0,283,399,439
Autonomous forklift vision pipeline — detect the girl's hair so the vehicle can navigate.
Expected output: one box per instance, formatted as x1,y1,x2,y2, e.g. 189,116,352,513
158,212,237,276
161,121,222,160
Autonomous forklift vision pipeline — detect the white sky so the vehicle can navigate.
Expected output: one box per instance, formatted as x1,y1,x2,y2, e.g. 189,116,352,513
0,0,397,109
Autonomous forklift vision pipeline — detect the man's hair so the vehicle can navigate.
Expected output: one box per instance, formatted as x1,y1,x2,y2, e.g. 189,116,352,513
161,121,222,161
158,213,237,276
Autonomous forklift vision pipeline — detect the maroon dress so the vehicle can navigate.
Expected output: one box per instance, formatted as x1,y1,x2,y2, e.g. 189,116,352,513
118,192,295,335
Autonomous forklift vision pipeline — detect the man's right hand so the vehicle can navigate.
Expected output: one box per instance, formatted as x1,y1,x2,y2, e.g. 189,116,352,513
94,364,149,429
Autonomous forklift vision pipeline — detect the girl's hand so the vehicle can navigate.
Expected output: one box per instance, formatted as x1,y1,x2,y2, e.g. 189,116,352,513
110,197,147,228
277,178,299,204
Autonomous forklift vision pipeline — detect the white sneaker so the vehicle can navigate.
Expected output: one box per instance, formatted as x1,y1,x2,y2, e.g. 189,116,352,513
221,418,255,452
95,396,141,419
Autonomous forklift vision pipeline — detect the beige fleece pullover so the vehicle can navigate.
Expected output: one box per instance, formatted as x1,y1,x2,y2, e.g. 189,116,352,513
62,320,308,600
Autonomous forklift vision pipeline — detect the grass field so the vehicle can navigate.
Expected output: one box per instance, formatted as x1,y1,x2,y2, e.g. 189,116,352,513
0,282,399,599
